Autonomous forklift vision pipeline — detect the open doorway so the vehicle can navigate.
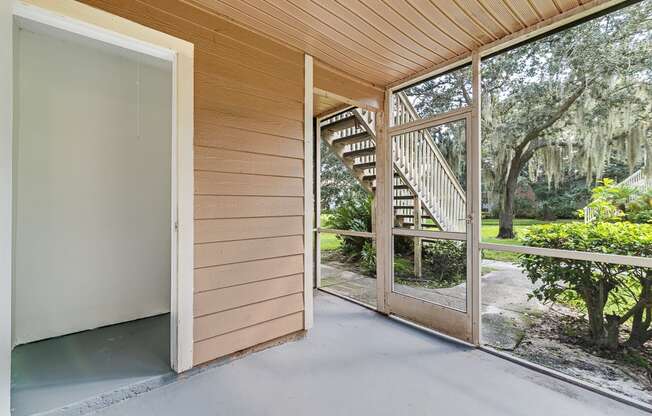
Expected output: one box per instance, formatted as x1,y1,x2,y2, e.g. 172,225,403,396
8,4,192,414
313,88,380,309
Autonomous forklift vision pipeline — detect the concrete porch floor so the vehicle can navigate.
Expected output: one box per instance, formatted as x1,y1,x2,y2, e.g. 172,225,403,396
11,314,172,416
92,292,642,416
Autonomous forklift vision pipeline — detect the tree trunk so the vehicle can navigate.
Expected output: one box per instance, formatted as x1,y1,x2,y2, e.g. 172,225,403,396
497,158,520,239
626,308,650,348
498,209,515,239
604,315,621,351
626,277,651,348
584,293,607,346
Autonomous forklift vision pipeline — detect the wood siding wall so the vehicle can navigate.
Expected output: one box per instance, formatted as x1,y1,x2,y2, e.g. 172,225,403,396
78,0,306,366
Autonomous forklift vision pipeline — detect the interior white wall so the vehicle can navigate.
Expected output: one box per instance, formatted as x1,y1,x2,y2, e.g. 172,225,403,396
12,26,173,345
0,2,12,415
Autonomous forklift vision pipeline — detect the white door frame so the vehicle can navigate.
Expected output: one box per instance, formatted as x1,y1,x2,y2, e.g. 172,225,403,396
383,110,478,343
2,1,194,412
380,52,482,344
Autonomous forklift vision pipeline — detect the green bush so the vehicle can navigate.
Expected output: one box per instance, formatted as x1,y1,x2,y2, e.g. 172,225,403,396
580,178,652,223
514,195,538,218
625,189,652,224
532,179,590,220
360,241,376,276
519,222,652,350
324,195,372,260
422,240,466,285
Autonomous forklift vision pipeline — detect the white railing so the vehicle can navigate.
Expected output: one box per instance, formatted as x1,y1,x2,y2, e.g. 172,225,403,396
621,169,650,191
391,93,467,232
583,169,649,223
320,97,467,232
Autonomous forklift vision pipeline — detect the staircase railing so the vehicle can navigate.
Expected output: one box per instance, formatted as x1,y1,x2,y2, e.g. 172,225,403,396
320,97,468,232
583,169,650,223
391,92,467,232
621,169,649,190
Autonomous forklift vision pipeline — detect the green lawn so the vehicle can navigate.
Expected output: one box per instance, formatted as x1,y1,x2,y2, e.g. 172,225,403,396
481,218,576,262
319,213,341,251
320,232,341,251
319,214,576,262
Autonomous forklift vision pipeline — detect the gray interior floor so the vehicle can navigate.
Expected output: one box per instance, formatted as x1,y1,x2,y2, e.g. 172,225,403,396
95,293,644,416
11,314,172,416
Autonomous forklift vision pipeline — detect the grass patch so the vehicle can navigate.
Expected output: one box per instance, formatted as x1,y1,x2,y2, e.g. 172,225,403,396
394,257,413,276
320,232,341,251
480,218,576,245
319,214,341,251
481,218,578,263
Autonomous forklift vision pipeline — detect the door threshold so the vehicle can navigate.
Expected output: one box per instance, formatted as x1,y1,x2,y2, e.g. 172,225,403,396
318,287,378,312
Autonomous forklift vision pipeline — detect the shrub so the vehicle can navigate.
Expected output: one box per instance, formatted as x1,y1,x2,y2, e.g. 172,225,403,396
422,240,466,285
538,196,581,220
514,195,538,218
519,222,652,350
625,189,652,224
580,178,651,223
360,241,376,276
324,195,372,260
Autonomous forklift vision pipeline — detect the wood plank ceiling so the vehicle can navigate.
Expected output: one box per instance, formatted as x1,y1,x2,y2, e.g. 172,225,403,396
182,0,596,87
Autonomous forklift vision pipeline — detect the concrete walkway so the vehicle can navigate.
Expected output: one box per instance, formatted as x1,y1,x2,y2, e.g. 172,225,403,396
321,260,544,349
94,292,643,416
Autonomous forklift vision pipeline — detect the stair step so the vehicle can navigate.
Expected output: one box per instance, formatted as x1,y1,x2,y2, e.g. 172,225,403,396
359,173,403,182
343,147,376,158
332,132,370,147
396,214,432,219
353,161,376,170
373,184,409,191
394,207,431,216
400,221,439,228
393,195,414,200
321,114,357,133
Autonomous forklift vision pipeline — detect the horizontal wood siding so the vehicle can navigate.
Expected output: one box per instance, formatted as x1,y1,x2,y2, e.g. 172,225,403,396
194,274,303,317
194,196,303,219
194,255,303,293
194,293,304,342
194,313,304,365
79,0,307,365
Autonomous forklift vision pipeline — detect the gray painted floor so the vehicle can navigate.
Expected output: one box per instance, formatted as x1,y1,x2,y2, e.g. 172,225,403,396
11,314,172,416
95,293,644,416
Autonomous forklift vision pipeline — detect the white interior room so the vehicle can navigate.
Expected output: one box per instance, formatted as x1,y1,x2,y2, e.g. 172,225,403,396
10,16,174,416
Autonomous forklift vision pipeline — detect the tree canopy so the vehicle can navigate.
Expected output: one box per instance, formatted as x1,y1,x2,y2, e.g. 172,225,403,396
402,0,651,237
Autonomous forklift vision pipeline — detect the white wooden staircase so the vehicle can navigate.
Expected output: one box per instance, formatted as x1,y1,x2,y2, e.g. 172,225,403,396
320,92,466,233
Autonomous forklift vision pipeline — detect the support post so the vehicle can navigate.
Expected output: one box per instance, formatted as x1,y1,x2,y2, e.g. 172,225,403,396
470,50,482,345
413,198,422,278
303,54,314,330
375,91,392,314
314,116,322,289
